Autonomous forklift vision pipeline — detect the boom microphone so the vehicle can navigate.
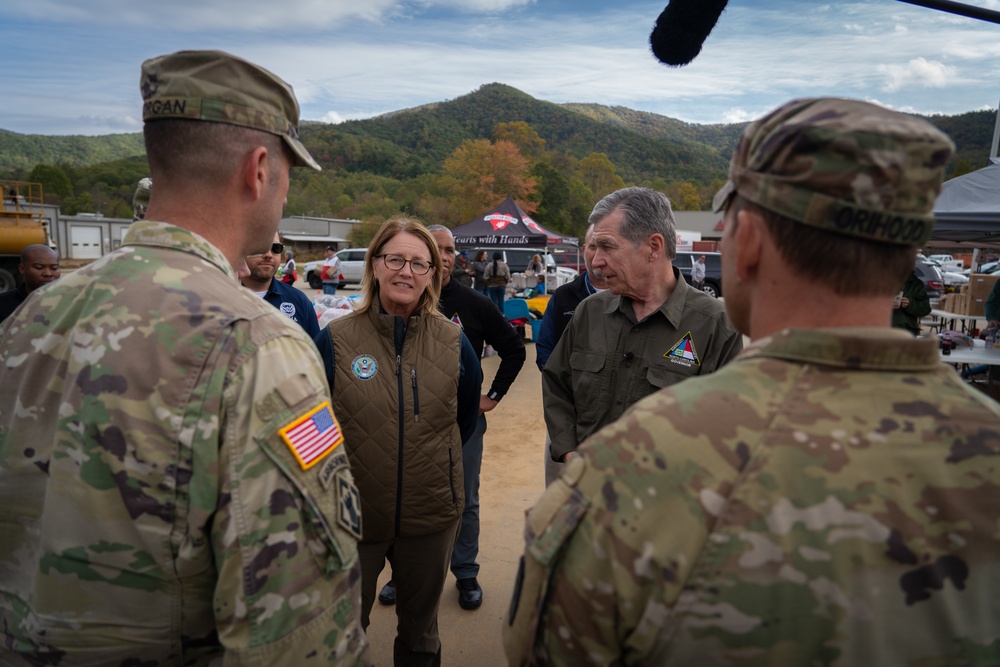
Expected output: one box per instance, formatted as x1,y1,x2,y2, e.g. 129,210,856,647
649,0,730,67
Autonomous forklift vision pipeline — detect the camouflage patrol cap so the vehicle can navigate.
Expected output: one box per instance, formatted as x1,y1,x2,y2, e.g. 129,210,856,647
712,97,954,246
133,177,151,221
140,50,320,171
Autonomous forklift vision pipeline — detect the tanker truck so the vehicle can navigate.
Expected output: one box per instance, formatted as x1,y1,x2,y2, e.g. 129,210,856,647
1,180,52,292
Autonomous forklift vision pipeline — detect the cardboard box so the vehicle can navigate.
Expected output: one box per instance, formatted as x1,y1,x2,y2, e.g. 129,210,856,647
939,293,953,312
967,273,1000,317
957,292,969,315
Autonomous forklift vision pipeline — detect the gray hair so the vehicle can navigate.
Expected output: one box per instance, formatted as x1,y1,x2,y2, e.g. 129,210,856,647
588,186,677,259
425,224,453,241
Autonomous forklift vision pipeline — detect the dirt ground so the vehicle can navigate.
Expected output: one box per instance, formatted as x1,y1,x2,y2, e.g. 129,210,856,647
304,282,548,666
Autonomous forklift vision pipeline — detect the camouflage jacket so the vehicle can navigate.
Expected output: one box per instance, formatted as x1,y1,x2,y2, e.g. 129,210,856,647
506,327,1000,666
0,221,368,666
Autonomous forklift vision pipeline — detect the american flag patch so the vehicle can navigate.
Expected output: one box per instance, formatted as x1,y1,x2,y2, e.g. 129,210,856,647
278,402,344,470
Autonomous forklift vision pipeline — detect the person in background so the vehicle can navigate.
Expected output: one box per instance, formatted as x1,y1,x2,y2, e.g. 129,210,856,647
527,253,545,294
280,248,296,284
984,278,1000,329
691,253,707,291
243,232,320,338
471,249,489,296
320,244,342,295
506,97,1000,666
891,268,931,335
0,244,61,324
133,177,152,221
483,251,511,311
543,186,743,466
0,49,367,664
314,216,481,666
535,224,608,486
452,249,474,287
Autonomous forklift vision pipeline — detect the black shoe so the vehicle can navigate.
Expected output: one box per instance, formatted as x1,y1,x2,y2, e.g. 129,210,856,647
378,580,396,605
456,577,482,610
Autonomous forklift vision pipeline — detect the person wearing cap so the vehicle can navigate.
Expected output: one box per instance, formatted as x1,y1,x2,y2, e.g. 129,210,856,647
542,186,743,467
320,244,342,295
451,248,474,288
0,50,367,665
505,98,1000,665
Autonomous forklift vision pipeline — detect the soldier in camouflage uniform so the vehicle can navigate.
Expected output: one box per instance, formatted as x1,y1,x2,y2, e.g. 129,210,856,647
504,98,1000,665
0,50,368,665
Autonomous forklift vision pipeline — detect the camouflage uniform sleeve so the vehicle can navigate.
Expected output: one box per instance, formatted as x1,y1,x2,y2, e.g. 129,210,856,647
212,325,368,665
506,389,728,665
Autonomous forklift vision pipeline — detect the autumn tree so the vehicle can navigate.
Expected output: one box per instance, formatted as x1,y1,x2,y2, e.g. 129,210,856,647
442,139,537,223
578,152,625,202
492,121,547,162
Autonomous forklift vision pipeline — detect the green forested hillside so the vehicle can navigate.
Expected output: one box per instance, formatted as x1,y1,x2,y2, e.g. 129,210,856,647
306,83,730,183
1,84,994,241
0,130,145,171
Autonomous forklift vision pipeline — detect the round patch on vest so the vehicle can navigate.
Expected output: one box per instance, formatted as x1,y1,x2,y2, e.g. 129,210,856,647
352,354,378,380
280,302,296,318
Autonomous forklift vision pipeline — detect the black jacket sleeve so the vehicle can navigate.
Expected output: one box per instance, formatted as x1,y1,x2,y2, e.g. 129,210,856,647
457,332,483,443
313,326,336,394
481,300,525,402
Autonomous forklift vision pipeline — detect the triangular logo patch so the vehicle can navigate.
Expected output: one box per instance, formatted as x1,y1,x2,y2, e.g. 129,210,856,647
665,332,701,366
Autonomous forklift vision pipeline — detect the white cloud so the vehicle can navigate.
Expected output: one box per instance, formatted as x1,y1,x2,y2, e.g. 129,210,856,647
6,0,401,29
78,115,143,130
418,0,535,12
320,111,347,124
878,57,955,93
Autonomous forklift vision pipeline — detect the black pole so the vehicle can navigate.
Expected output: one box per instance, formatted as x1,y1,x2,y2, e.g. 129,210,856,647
897,0,1000,25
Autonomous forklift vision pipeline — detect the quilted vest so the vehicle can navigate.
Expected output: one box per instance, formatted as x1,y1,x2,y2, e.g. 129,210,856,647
328,307,463,541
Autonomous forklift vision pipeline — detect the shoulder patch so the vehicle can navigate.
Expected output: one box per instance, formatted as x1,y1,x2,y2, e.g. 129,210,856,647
278,401,344,470
666,331,701,367
450,313,464,329
337,475,363,539
351,354,378,380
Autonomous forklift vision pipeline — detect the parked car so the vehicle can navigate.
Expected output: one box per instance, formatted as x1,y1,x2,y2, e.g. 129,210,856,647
303,247,368,289
923,257,969,290
673,251,723,298
551,250,587,273
914,257,944,300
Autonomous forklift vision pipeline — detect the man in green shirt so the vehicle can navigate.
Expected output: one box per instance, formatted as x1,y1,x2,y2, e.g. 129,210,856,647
542,186,743,464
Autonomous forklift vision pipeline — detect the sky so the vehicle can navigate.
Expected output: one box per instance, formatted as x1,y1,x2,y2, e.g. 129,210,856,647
1,0,1000,136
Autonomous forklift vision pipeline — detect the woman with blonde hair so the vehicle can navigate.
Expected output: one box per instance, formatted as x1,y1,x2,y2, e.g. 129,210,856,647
314,215,481,666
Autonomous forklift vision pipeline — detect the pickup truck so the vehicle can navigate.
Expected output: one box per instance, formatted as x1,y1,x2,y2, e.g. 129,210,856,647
927,254,964,270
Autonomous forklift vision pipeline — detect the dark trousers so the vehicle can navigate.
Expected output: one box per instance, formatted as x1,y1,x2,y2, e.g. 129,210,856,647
359,520,461,667
450,414,486,580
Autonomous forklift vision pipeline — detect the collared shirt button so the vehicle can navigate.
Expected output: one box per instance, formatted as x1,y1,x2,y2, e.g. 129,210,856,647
632,327,640,333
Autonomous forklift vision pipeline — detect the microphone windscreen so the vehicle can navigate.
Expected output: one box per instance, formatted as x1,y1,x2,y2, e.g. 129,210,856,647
650,0,730,67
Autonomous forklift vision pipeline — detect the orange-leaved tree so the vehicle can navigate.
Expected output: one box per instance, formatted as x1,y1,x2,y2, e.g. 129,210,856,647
442,139,537,223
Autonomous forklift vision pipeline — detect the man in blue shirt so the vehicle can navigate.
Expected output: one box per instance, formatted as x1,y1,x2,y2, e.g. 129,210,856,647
535,224,608,486
242,232,320,338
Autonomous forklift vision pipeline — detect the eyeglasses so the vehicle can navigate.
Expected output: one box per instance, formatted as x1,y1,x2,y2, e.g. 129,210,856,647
247,242,284,259
377,253,433,275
